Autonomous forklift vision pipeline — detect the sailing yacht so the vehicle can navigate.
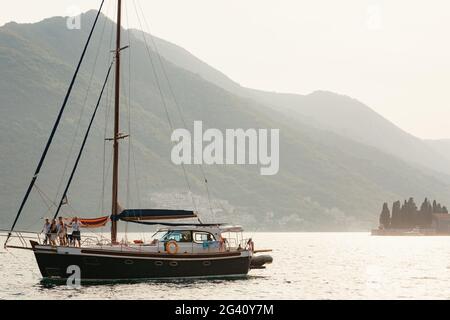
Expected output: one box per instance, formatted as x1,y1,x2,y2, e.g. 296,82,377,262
3,0,272,281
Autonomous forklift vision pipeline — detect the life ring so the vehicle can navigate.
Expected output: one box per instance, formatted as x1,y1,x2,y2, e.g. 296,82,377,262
166,240,179,254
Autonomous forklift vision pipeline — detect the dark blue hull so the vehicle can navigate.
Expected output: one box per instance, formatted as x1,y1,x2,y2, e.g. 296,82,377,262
31,243,252,281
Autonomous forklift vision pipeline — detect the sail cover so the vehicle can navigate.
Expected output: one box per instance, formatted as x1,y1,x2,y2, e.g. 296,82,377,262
63,216,109,228
115,209,197,222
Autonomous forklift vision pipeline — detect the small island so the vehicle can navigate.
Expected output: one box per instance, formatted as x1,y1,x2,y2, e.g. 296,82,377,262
372,198,450,236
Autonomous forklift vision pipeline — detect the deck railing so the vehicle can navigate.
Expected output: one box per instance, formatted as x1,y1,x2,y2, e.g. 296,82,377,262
0,230,42,249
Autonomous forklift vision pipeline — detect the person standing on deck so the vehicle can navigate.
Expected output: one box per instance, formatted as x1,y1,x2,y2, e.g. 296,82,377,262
49,219,58,246
57,217,67,246
41,218,51,245
67,217,83,247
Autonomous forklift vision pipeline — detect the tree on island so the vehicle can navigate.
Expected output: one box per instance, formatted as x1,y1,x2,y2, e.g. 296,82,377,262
399,198,417,228
432,200,447,214
379,202,391,229
418,198,433,227
408,197,419,227
379,198,449,230
433,200,438,213
399,200,407,228
390,201,402,228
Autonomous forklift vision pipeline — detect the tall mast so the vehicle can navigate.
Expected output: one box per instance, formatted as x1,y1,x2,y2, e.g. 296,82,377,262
111,0,122,244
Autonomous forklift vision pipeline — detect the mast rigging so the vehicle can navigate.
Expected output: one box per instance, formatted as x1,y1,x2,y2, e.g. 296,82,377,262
4,0,106,247
53,61,114,220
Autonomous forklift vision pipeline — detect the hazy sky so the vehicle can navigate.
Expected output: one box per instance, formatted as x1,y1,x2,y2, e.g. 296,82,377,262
1,0,450,139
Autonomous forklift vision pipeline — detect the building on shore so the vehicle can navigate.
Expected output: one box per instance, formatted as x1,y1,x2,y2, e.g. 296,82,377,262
431,214,450,234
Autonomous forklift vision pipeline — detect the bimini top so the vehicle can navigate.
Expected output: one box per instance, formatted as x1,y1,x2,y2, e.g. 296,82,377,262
114,209,197,222
219,225,244,233
158,225,244,233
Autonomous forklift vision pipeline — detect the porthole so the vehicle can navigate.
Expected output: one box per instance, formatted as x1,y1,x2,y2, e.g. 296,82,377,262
124,259,134,265
202,261,211,267
155,261,163,267
169,261,178,267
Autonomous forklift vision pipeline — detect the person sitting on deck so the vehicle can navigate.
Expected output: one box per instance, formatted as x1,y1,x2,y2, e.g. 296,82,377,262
49,219,58,246
41,218,51,245
219,236,228,251
57,217,67,246
181,231,192,243
67,217,83,247
246,238,255,252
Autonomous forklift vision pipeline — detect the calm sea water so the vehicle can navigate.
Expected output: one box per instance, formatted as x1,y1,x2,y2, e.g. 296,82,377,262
1,232,450,300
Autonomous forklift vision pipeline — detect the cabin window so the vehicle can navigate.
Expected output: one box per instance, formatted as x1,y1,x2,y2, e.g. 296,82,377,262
163,230,192,243
193,232,215,243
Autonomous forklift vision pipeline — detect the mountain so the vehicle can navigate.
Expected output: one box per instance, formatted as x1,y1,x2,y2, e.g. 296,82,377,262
1,11,449,232
140,30,450,177
425,139,450,163
247,90,450,177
